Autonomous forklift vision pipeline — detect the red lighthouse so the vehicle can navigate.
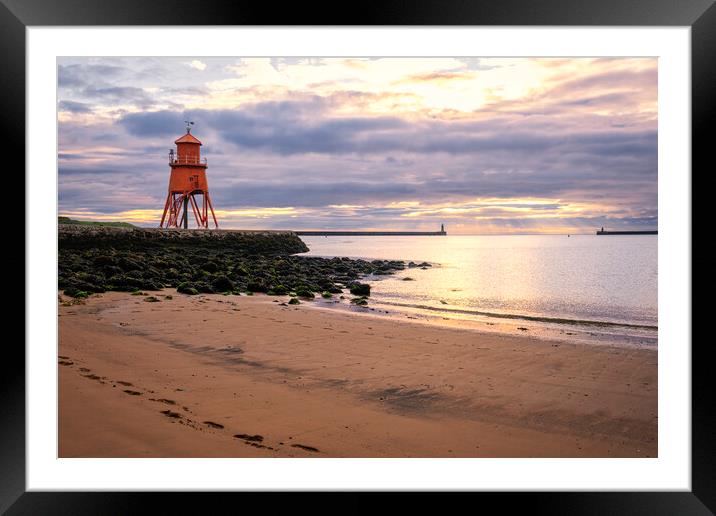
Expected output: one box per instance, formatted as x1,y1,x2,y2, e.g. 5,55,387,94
159,122,218,229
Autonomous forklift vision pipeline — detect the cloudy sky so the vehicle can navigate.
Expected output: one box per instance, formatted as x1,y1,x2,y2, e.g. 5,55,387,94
58,57,657,234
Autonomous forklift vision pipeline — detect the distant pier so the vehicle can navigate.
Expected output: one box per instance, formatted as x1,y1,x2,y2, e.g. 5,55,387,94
295,230,447,236
596,229,657,235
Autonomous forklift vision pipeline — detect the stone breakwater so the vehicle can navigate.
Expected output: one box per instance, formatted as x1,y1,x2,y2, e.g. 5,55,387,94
58,225,414,301
59,225,309,254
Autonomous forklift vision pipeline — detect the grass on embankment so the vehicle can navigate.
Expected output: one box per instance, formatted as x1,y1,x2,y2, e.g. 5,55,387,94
58,216,136,229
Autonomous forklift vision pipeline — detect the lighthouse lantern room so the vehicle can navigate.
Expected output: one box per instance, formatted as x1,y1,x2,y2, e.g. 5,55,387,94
159,122,218,229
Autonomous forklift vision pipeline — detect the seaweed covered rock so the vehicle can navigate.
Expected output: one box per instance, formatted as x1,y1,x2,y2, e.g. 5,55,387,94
349,282,371,296
295,288,315,299
195,283,215,294
177,282,199,295
211,275,234,292
63,287,90,299
58,225,421,300
118,256,144,272
202,261,219,273
63,275,106,293
246,280,268,293
106,274,161,292
92,254,117,267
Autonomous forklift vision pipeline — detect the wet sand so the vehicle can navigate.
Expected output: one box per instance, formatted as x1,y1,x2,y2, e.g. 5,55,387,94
58,290,657,457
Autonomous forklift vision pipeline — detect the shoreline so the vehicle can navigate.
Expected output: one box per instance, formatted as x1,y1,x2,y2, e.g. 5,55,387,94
304,293,658,350
59,290,657,458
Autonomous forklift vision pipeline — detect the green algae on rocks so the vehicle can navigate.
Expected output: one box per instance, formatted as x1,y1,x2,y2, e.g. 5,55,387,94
59,225,411,299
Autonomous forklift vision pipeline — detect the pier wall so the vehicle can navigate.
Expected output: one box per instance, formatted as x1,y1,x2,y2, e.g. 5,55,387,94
58,225,308,255
596,230,657,235
294,231,447,236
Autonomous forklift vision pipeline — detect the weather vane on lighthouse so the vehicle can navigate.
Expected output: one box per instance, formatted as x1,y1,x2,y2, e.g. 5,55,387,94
159,123,218,229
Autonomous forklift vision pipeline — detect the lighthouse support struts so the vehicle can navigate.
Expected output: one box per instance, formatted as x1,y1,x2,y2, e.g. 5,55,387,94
160,191,217,229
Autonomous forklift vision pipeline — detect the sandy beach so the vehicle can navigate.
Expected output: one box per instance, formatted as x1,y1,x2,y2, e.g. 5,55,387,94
58,290,657,458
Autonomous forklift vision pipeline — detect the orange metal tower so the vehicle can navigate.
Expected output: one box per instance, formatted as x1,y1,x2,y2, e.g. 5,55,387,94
159,123,218,229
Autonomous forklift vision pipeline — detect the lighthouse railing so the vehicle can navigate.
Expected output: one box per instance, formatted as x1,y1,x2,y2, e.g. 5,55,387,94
169,156,207,165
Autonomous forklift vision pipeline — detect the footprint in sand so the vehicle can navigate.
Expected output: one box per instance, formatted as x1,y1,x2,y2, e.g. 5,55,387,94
116,381,134,386
123,390,142,396
233,433,263,442
233,434,274,450
58,360,74,366
244,442,274,450
203,421,224,429
291,444,320,453
160,409,182,419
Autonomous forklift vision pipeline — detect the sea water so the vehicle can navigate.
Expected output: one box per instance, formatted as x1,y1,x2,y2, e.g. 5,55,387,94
299,234,658,347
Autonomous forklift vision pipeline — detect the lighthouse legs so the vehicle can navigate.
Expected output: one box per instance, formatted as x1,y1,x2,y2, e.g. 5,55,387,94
159,191,218,229
159,194,172,227
188,195,201,226
159,192,183,228
206,192,219,229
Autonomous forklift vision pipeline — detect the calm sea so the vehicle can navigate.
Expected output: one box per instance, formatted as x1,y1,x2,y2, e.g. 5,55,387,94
299,234,658,347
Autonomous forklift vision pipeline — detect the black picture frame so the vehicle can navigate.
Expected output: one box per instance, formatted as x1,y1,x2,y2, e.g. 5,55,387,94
6,0,710,512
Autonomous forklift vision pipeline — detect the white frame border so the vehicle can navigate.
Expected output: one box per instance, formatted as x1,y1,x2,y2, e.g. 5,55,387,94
27,26,690,491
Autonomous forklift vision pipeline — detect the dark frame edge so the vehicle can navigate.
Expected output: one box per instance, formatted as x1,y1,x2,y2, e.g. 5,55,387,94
8,0,712,513
691,1,716,514
0,1,26,515
1,0,715,26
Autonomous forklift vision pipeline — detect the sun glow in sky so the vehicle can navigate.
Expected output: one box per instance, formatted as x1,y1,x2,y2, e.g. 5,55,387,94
58,57,657,233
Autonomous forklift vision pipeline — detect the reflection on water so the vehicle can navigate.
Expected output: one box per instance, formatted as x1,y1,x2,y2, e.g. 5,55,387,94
300,234,658,347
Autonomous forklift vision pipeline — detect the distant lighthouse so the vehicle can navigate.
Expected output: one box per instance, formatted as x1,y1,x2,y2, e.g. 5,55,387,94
159,122,218,229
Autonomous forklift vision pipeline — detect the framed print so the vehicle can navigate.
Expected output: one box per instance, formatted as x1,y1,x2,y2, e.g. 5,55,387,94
7,0,712,512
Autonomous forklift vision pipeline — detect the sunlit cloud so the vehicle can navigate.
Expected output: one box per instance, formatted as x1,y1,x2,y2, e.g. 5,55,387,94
398,197,604,220
61,209,165,223
188,60,207,71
